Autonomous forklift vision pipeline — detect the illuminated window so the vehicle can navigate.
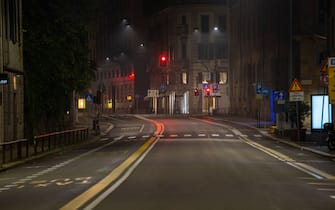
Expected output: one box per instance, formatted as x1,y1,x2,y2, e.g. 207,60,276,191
219,72,227,84
13,75,16,91
202,72,211,82
182,72,187,84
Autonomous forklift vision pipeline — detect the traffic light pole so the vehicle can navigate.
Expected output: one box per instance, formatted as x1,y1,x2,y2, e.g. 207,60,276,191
207,92,210,116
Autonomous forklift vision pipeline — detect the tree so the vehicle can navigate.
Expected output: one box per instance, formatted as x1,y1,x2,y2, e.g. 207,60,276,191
23,0,95,136
287,101,310,128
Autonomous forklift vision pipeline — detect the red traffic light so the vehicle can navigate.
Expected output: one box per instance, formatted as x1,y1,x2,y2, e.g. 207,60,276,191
160,55,166,61
159,55,167,66
205,87,211,95
128,73,135,81
194,88,199,96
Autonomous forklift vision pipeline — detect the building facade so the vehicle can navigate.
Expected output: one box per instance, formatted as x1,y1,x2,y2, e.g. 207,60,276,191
148,3,230,115
229,0,329,126
0,0,24,143
229,0,291,121
146,0,332,126
88,0,150,114
94,60,135,113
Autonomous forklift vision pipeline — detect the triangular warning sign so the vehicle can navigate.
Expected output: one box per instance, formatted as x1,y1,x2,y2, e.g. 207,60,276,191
289,79,303,92
320,57,328,73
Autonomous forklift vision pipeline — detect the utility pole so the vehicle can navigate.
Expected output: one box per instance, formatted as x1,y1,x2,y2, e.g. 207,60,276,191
0,0,4,144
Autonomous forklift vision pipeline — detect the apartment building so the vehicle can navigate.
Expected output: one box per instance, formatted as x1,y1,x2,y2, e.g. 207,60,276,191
89,0,149,113
148,3,230,115
0,0,24,143
229,0,330,123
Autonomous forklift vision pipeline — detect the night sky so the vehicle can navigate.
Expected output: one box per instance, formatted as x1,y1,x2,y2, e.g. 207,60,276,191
143,0,227,15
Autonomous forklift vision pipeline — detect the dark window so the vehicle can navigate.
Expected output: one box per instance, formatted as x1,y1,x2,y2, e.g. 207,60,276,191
4,0,8,39
201,15,209,33
9,0,17,43
198,42,227,60
216,42,227,59
218,15,226,31
198,43,208,59
197,72,202,83
182,42,187,59
182,15,187,25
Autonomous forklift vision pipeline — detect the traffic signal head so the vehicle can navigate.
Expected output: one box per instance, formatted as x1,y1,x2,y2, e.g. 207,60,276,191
159,55,167,67
128,73,135,81
205,87,211,95
194,88,199,96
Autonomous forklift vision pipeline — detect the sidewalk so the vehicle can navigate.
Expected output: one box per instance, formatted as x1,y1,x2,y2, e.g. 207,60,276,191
215,116,335,158
76,112,113,137
0,114,112,172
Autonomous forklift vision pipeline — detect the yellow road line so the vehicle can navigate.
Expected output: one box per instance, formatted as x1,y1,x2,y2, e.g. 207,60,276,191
60,137,158,210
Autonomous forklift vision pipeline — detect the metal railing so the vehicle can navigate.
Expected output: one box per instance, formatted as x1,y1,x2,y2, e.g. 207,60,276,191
1,127,89,166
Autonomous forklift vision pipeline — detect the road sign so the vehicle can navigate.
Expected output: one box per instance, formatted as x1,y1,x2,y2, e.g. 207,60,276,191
289,92,304,101
274,91,285,100
147,89,159,97
213,83,218,93
202,82,209,90
261,87,269,96
255,83,262,94
85,93,94,103
0,73,8,85
320,57,328,73
289,79,304,101
320,72,328,87
328,62,335,104
289,79,303,92
329,57,335,67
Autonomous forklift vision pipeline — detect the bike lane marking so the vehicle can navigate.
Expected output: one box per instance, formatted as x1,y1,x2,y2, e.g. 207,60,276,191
0,137,119,193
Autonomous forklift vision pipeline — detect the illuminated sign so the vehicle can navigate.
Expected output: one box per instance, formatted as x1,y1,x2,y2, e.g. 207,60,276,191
107,99,113,109
78,98,86,109
0,73,9,85
311,95,332,130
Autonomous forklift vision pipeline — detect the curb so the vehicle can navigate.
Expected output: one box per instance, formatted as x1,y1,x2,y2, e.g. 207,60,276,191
260,130,335,158
217,117,335,159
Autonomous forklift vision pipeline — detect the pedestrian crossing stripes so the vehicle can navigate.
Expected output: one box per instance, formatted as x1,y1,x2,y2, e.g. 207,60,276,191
105,133,264,142
156,133,264,139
